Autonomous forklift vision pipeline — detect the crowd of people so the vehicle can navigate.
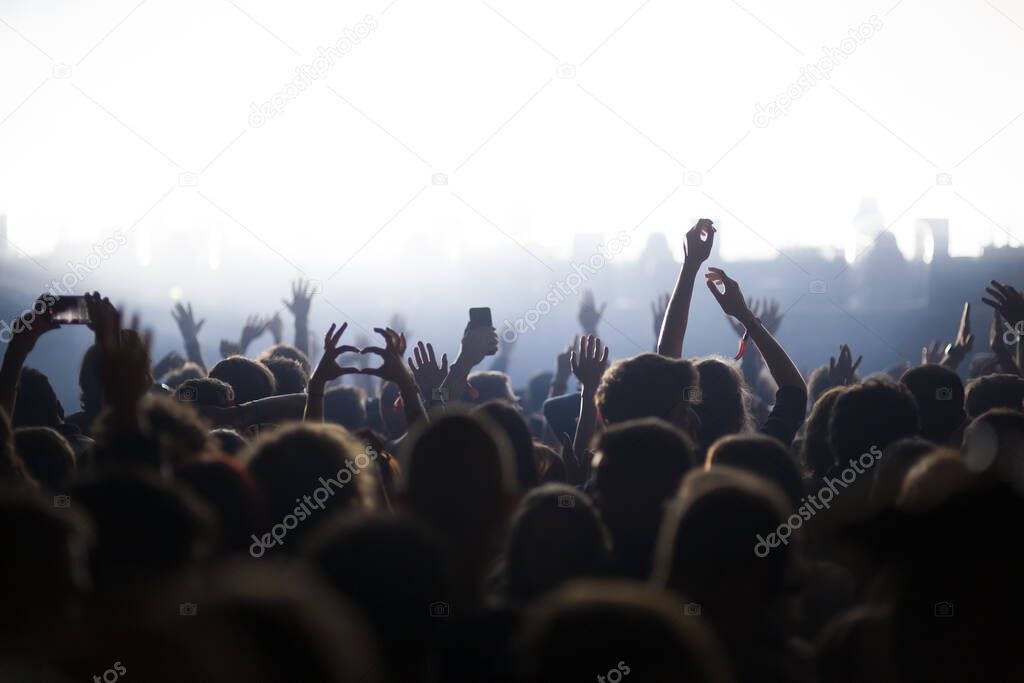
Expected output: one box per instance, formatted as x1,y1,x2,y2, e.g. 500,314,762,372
2,219,1023,682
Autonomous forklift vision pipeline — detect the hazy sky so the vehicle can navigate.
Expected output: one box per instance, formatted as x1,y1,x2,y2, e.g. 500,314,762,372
2,0,1022,268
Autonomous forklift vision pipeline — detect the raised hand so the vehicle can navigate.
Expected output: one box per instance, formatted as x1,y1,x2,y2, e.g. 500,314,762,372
940,302,974,370
152,350,186,379
726,297,760,337
171,302,204,341
283,279,316,319
305,322,359,421
651,293,669,340
551,335,577,396
88,293,152,414
983,280,1024,328
577,290,606,336
408,341,448,400
759,298,783,336
361,327,416,388
683,218,716,268
219,340,242,358
239,315,270,352
6,296,60,351
387,313,412,339
283,279,315,356
988,310,1022,375
570,335,609,391
921,340,944,365
458,323,499,368
705,268,754,323
827,344,862,386
706,266,805,394
267,312,284,345
309,323,360,386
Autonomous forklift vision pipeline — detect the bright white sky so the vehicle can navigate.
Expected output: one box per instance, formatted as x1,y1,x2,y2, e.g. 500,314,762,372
1,0,1022,268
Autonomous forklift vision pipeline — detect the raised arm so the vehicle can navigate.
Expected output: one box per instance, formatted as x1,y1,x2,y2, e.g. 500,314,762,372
86,293,153,430
983,280,1024,369
438,324,498,404
196,394,308,430
940,302,974,371
171,302,206,371
407,341,448,405
705,267,805,393
361,326,427,428
282,279,315,357
570,335,609,464
549,336,576,398
990,311,1023,377
305,322,359,421
0,298,59,418
577,290,605,337
657,219,716,358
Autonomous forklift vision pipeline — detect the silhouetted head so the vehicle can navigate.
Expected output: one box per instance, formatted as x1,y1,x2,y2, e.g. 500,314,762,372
655,467,792,616
808,364,861,405
12,367,63,428
0,407,34,489
245,422,377,552
870,437,936,510
801,386,846,479
164,361,205,389
961,408,1024,494
72,471,214,592
209,356,276,404
829,378,919,465
472,400,538,491
176,457,260,555
965,373,1024,418
517,580,731,683
526,371,554,414
592,417,695,578
90,394,214,471
898,449,975,511
324,386,368,432
466,371,516,404
174,377,235,408
900,364,966,444
597,353,701,438
816,606,894,683
261,356,308,395
693,356,751,452
505,484,611,604
304,514,450,683
260,343,311,374
79,562,379,683
400,411,515,597
211,428,247,456
706,433,804,510
14,426,75,492
0,490,92,647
